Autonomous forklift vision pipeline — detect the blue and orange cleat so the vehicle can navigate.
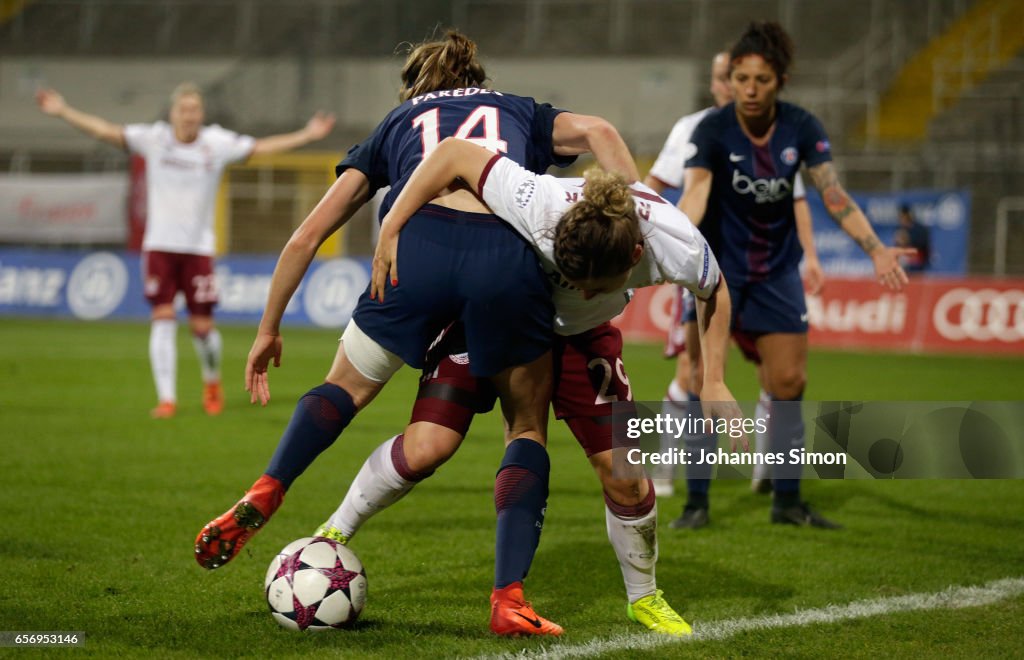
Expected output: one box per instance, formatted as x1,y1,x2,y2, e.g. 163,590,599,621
489,582,563,637
195,474,285,569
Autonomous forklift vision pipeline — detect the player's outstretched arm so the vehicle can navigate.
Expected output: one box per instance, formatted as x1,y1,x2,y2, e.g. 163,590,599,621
693,276,746,450
807,161,914,291
678,166,712,227
250,111,337,157
246,168,369,405
35,88,126,149
552,113,639,182
794,197,825,295
371,137,495,301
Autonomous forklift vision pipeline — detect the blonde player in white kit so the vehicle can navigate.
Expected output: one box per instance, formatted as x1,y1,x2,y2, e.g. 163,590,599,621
36,83,335,418
643,53,823,508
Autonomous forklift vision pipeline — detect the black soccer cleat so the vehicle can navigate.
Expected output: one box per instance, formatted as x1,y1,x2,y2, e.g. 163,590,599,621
669,505,709,530
771,501,842,529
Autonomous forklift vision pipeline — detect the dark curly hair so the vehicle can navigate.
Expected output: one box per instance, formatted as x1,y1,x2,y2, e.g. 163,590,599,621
729,21,794,88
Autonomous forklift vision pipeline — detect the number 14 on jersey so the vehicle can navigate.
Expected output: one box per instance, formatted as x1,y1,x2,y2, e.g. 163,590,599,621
412,106,509,157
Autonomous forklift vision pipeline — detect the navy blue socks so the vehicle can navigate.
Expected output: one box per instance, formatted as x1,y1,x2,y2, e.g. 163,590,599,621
771,394,805,506
494,438,550,589
684,391,714,508
265,383,357,488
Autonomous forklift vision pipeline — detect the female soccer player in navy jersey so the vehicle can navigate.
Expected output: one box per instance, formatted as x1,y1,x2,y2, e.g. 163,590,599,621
673,21,914,529
194,30,636,637
645,51,824,505
313,136,742,637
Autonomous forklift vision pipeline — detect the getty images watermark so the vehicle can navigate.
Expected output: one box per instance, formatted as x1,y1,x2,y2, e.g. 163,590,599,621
624,413,846,468
610,401,1024,480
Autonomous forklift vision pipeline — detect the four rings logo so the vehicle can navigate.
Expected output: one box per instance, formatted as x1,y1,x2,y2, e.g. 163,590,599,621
933,288,1024,342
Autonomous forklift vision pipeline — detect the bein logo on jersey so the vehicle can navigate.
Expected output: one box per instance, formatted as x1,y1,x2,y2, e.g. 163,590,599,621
731,169,792,204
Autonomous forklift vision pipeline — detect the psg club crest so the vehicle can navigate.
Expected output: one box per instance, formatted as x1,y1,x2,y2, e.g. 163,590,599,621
781,147,798,165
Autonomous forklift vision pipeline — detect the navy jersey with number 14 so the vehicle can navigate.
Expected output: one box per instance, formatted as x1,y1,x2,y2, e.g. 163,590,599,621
337,87,574,221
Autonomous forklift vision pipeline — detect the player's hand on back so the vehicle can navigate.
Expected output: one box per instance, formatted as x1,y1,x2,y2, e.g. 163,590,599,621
699,382,749,452
872,246,915,292
246,332,283,406
370,223,400,302
35,88,66,116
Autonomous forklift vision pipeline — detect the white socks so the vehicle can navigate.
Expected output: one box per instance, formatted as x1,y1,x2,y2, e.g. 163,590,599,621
191,328,222,384
605,503,658,603
752,388,772,481
324,436,417,539
657,380,688,480
149,319,177,403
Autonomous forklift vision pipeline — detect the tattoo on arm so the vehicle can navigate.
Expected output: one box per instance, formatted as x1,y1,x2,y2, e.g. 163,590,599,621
809,162,855,223
856,235,882,253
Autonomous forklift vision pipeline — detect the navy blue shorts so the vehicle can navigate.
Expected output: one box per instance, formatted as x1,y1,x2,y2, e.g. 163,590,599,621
728,268,808,363
353,205,554,378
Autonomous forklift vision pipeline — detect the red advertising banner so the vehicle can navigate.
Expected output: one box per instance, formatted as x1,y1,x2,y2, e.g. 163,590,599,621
614,277,1024,355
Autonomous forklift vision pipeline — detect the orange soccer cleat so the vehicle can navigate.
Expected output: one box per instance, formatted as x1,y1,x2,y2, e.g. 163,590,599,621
195,474,285,569
202,382,224,416
150,401,177,419
489,582,564,637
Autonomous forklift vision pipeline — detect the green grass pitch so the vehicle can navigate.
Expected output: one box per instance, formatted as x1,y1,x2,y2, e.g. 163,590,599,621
1,318,1022,657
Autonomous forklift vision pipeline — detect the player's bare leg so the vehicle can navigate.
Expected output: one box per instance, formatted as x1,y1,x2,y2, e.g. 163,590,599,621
488,352,562,637
756,333,839,529
590,450,691,636
149,303,178,418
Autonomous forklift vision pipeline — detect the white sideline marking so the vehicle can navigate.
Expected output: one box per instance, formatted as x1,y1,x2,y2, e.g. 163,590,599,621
478,577,1024,660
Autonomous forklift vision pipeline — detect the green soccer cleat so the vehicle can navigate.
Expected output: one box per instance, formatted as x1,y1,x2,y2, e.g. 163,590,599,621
627,590,693,636
313,524,350,545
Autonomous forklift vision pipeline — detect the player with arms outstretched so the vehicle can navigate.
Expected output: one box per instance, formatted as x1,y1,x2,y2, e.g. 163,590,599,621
36,83,335,418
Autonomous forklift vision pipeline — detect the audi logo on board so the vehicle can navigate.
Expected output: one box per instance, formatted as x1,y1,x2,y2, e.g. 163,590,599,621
933,288,1024,343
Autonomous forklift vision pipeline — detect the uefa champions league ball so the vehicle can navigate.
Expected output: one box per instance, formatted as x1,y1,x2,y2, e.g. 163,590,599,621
264,536,367,631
